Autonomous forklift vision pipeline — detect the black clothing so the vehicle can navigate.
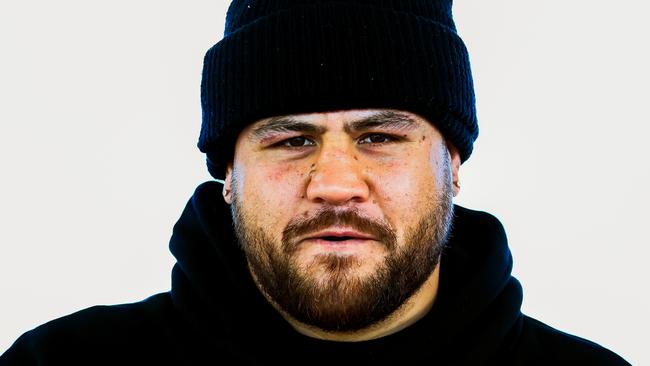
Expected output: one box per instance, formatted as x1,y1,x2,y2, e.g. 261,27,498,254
1,182,630,365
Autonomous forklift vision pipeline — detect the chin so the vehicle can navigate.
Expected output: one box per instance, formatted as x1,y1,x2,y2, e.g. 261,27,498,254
302,253,382,283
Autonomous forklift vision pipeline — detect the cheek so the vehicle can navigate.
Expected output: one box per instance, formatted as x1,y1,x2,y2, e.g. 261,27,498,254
374,154,435,199
265,161,295,182
263,162,308,192
370,153,438,231
242,161,306,214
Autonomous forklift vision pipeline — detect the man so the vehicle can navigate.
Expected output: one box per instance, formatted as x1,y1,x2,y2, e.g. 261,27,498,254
0,0,631,365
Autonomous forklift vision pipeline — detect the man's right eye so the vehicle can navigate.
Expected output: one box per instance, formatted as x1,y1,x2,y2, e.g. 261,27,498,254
275,136,316,148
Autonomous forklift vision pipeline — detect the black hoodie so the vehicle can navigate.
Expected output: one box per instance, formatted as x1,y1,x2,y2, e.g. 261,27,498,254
0,182,630,365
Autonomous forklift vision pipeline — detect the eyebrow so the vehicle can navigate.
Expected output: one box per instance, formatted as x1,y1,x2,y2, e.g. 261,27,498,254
249,119,326,142
343,111,420,134
248,111,421,143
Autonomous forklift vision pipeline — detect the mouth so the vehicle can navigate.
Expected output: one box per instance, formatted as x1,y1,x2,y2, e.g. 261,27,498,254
297,230,381,256
303,230,377,243
317,236,360,242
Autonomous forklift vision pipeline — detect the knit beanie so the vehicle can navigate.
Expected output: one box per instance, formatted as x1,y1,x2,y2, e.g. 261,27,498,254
199,0,478,180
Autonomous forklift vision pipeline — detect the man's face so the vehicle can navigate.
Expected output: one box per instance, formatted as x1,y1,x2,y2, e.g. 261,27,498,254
223,109,460,332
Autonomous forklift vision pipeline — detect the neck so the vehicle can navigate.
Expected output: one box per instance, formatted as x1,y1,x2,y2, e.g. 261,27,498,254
254,261,441,342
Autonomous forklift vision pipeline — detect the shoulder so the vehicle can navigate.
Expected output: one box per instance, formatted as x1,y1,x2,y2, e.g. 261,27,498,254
0,292,178,365
511,315,631,366
452,205,507,239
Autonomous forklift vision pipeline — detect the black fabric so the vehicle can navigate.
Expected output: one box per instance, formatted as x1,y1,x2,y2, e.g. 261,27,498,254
0,182,630,365
199,0,479,180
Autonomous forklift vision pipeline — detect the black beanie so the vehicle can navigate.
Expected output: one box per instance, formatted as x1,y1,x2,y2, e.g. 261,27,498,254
199,0,478,180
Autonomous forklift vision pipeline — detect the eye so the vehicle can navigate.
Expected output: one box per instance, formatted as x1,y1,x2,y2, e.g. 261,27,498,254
358,133,398,145
276,136,316,148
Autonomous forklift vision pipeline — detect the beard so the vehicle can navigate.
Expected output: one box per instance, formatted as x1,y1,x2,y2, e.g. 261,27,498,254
230,160,454,332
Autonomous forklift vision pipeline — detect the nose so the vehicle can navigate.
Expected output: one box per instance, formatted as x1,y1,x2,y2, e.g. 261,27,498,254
305,144,370,205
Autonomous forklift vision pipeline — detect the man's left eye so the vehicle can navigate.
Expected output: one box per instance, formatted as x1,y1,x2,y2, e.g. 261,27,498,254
358,134,397,145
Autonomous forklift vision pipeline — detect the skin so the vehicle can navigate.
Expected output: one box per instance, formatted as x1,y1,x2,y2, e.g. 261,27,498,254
221,109,461,341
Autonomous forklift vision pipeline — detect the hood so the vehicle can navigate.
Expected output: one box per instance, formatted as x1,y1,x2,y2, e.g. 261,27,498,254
169,181,523,364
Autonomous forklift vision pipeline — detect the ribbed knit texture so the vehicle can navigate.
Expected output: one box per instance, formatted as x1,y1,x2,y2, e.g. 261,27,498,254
199,0,478,180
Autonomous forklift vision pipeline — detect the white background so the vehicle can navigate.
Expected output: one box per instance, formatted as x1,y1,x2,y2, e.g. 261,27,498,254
1,1,648,364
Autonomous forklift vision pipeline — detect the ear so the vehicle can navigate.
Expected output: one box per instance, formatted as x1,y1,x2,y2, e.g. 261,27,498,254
223,162,233,205
447,141,461,197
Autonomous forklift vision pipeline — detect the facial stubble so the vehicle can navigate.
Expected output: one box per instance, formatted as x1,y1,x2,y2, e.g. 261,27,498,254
229,155,454,332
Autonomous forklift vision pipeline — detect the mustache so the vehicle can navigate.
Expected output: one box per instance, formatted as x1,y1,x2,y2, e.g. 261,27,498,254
282,207,397,253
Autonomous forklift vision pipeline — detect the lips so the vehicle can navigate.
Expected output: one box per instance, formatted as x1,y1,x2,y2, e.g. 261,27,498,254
304,229,376,242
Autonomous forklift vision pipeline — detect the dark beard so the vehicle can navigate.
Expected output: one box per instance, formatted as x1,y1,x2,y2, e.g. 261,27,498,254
230,166,454,332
